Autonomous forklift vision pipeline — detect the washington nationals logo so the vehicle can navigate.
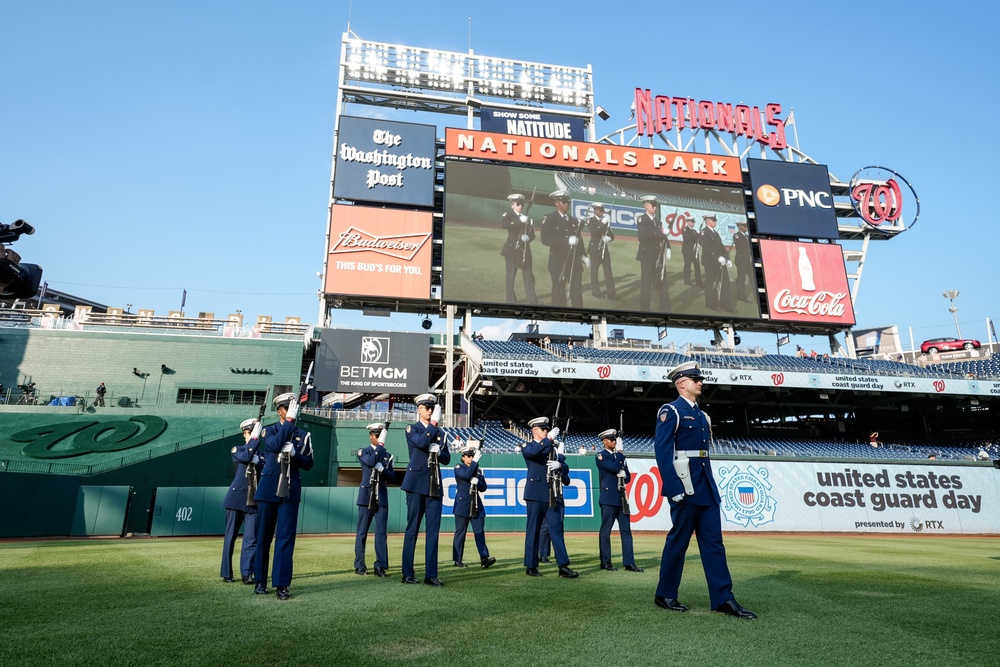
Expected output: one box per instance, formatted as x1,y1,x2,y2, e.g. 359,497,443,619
933,380,946,393
717,464,776,528
849,166,919,234
627,466,665,522
771,372,784,386
14,416,168,459
597,365,611,379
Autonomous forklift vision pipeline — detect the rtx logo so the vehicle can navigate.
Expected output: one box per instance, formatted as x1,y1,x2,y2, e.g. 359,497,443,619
729,373,753,382
756,184,832,209
894,380,916,388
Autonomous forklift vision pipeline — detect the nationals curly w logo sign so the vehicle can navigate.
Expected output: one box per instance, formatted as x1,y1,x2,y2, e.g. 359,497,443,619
14,416,167,459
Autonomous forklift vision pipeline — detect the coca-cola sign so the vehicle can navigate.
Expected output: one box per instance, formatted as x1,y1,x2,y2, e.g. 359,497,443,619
759,240,855,326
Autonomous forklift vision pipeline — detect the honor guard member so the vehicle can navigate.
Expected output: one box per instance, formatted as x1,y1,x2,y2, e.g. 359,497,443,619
681,222,702,287
635,195,672,312
253,392,314,601
699,214,735,312
220,417,263,584
595,429,642,573
732,220,753,303
452,443,497,569
500,193,538,304
541,190,589,307
653,362,756,619
586,203,616,299
520,417,579,578
355,423,395,577
401,393,451,586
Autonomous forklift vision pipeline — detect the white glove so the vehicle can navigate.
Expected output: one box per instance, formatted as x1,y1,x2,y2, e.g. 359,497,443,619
726,260,732,268
519,214,529,224
377,428,388,445
473,449,483,462
664,247,672,261
601,215,611,224
617,470,627,478
556,442,565,455
251,455,260,464
520,234,531,242
285,401,298,421
718,256,727,266
429,444,441,454
567,235,578,247
548,427,560,441
250,422,262,440
281,443,294,454
546,460,561,471
615,437,623,452
375,462,384,472
671,494,684,502
601,235,612,243
581,256,590,269
430,404,441,425
471,477,479,487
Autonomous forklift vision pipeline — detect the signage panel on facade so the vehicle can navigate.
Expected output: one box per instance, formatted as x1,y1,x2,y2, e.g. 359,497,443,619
333,116,437,207
747,159,839,239
324,204,432,300
315,329,430,394
758,239,855,326
440,467,594,517
480,107,587,141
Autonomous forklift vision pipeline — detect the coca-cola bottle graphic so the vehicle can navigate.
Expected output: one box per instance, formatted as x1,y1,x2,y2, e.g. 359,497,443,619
798,246,815,292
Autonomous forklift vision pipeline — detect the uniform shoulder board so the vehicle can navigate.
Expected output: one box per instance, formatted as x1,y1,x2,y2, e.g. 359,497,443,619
231,446,238,454
406,425,412,434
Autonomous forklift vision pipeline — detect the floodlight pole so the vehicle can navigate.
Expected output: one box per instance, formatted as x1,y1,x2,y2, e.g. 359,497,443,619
943,290,962,338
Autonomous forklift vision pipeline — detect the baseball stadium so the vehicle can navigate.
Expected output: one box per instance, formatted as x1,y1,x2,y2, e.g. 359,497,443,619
2,31,998,667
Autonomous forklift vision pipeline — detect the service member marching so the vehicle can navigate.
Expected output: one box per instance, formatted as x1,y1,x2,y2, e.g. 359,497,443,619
500,193,538,304
253,392,314,600
635,195,671,312
586,202,616,299
220,417,264,584
355,422,395,577
653,362,756,619
452,443,497,569
595,429,642,573
400,393,451,586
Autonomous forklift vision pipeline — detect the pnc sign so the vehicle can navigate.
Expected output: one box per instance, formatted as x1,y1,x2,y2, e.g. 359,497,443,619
747,159,839,239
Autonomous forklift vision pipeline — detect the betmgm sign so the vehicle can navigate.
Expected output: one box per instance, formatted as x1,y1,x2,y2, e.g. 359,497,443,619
315,329,430,394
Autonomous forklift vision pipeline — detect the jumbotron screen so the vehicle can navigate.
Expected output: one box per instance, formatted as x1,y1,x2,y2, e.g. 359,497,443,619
442,160,761,320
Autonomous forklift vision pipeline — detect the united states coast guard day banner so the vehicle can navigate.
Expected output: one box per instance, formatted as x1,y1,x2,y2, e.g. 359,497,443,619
623,460,1000,534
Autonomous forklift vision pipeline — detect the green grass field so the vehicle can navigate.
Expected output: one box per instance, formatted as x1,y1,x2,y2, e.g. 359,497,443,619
442,222,760,320
3,533,998,666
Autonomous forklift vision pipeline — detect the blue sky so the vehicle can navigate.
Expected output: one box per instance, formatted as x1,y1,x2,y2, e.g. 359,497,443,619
3,1,998,353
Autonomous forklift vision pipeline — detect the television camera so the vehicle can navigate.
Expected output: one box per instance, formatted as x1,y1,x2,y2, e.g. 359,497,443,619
0,219,43,299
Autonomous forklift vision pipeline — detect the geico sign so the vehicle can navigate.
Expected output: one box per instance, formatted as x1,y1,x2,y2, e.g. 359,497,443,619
757,184,832,209
439,467,594,517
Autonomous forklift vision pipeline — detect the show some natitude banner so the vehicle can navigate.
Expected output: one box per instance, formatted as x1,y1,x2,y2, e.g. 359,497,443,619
759,239,855,326
623,459,1000,534
325,204,432,300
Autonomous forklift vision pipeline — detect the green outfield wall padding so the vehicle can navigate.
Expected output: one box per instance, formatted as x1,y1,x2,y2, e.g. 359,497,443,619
70,486,131,537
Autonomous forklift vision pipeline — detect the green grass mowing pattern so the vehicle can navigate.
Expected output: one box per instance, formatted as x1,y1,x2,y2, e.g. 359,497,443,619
2,534,998,666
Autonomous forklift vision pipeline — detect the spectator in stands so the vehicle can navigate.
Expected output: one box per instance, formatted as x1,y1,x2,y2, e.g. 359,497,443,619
220,417,263,584
567,339,574,350
94,381,106,407
927,454,937,461
810,350,818,359
400,393,450,587
253,392,314,600
977,449,990,461
596,429,642,573
543,335,551,348
653,361,756,619
452,443,496,569
354,423,395,577
586,202,617,299
500,193,538,305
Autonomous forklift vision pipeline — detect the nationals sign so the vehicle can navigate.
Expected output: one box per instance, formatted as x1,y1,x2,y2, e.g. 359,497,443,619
758,239,855,326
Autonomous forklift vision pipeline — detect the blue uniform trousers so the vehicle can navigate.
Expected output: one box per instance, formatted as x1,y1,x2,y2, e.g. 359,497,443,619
355,504,389,570
524,499,547,567
452,512,488,562
538,514,551,559
599,504,635,567
254,499,299,587
221,508,257,579
655,502,734,608
402,491,442,579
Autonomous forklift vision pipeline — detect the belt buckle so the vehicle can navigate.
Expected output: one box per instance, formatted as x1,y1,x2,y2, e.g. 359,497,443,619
699,449,708,457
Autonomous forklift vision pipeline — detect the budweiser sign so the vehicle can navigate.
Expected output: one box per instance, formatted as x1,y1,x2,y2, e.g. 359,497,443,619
758,239,855,326
330,226,430,261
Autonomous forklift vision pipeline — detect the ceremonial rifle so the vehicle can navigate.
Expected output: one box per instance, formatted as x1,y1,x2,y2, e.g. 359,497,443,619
617,410,630,516
277,362,312,498
245,385,271,507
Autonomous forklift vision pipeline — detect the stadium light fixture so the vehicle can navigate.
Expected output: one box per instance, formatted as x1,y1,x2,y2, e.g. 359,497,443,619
942,289,962,338
595,105,610,121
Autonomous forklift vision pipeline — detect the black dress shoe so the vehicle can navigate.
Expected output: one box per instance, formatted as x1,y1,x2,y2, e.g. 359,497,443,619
401,576,420,585
453,561,467,568
276,586,290,601
222,576,235,583
481,556,496,569
374,568,387,578
355,568,368,576
600,563,617,571
558,565,579,578
423,577,443,587
241,575,255,585
539,557,552,564
654,596,688,612
525,567,541,577
624,564,644,573
714,599,757,620
254,583,270,595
